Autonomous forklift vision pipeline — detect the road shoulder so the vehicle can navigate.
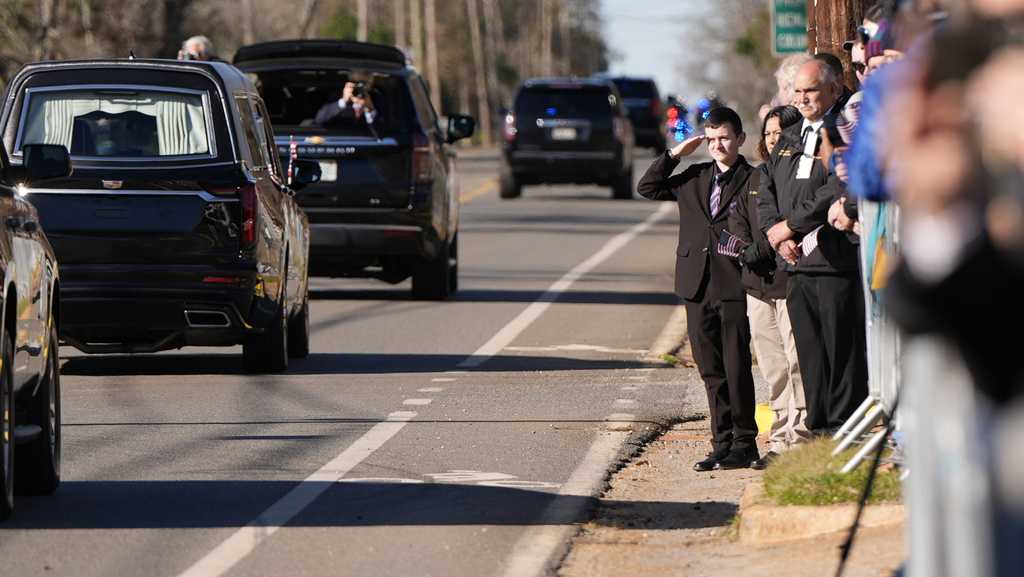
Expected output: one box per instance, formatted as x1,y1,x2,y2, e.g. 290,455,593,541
557,419,905,577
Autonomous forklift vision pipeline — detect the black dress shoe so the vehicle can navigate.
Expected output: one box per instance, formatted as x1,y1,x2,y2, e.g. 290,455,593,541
715,447,760,470
694,448,730,472
750,451,780,470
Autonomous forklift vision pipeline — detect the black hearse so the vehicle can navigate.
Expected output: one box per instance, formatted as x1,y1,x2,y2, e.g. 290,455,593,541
0,59,319,372
234,40,475,300
0,143,70,519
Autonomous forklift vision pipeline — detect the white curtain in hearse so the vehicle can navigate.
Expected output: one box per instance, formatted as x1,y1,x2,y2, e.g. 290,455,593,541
21,90,209,156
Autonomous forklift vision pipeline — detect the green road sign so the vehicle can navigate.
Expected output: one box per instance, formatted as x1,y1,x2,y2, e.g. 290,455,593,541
772,0,808,55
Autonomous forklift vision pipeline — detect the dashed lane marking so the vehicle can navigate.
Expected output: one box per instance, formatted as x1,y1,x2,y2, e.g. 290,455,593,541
403,398,433,406
431,377,458,382
417,387,445,393
176,411,418,577
458,202,674,369
613,399,640,409
459,177,498,203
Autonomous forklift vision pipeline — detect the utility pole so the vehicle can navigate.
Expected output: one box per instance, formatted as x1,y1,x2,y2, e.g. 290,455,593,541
424,0,442,110
357,0,368,42
465,0,491,144
807,0,865,88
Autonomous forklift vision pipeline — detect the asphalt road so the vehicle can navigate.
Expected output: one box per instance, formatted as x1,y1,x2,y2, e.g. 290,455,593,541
0,150,721,577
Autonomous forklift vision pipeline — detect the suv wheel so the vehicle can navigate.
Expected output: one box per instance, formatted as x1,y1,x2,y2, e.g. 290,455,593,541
499,170,521,199
243,297,289,373
287,285,311,359
612,166,634,200
412,239,453,300
0,331,15,520
16,321,60,496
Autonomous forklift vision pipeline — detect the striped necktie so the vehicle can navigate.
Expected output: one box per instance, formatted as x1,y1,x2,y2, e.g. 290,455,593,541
710,174,725,217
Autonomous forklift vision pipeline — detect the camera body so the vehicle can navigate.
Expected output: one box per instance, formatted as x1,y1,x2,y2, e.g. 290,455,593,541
351,81,367,99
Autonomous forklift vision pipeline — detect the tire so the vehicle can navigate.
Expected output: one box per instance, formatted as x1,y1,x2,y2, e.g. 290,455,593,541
0,331,15,520
16,321,60,496
411,240,453,300
612,166,634,200
243,299,289,373
499,170,521,199
287,295,310,359
447,233,459,294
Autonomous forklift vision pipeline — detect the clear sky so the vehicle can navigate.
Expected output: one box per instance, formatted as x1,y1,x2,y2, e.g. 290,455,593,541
600,0,709,101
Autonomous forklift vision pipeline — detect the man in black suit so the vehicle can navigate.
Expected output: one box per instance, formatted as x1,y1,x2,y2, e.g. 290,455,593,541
758,59,867,433
638,107,759,471
315,81,378,128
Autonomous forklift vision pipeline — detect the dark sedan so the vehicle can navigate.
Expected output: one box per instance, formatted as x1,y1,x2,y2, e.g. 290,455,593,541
0,59,319,372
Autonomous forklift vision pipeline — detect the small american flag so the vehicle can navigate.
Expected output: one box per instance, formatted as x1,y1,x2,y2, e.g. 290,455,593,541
716,229,748,259
286,136,298,186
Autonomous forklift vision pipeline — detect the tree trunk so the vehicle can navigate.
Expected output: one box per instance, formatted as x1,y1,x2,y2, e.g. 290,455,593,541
242,0,255,45
481,0,502,110
36,0,60,60
424,0,442,111
394,0,406,52
558,0,571,74
410,0,423,67
80,0,95,52
465,0,490,144
299,0,320,38
160,0,191,59
540,0,552,76
357,0,368,42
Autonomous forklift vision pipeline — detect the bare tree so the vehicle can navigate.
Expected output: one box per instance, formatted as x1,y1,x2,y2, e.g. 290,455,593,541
807,0,865,87
410,0,422,66
242,0,255,45
357,0,368,41
424,0,441,109
394,0,406,51
80,0,95,51
540,0,552,76
298,0,320,39
481,0,501,108
465,0,490,144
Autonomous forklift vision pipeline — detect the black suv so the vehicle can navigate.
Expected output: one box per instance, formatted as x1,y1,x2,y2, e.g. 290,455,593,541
0,59,319,372
234,40,475,300
600,76,665,152
0,143,69,519
500,78,635,200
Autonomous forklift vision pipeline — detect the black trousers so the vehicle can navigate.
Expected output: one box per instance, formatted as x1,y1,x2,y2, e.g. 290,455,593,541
786,272,868,431
684,296,757,451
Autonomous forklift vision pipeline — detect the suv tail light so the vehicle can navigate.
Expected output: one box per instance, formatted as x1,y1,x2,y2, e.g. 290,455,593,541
503,113,517,142
412,133,433,184
239,183,258,246
613,117,627,143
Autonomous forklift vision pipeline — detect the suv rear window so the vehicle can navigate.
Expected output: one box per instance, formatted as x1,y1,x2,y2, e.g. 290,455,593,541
248,69,413,136
19,87,211,158
611,79,656,99
515,87,617,118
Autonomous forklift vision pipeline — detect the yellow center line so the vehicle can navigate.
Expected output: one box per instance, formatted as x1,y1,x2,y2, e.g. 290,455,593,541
459,177,498,204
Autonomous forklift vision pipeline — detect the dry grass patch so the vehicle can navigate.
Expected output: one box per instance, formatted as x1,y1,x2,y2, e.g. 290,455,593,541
762,439,902,506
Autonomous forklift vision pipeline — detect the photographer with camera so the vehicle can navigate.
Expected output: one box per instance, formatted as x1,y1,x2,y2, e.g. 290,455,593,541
315,81,377,128
177,35,221,62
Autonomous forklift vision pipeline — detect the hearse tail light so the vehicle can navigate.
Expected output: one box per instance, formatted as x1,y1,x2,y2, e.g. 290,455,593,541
239,183,258,247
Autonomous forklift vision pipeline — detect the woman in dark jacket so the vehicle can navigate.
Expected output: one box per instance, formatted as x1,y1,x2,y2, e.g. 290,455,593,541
728,105,810,467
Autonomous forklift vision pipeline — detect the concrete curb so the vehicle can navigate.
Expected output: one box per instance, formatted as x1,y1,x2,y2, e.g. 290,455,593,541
737,482,904,545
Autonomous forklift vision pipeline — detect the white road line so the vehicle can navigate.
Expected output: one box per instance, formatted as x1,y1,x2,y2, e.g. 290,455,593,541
621,386,639,392
403,398,433,406
499,421,631,577
626,376,648,381
458,202,673,368
613,399,639,409
176,411,417,577
431,377,458,382
417,387,445,393
645,304,688,361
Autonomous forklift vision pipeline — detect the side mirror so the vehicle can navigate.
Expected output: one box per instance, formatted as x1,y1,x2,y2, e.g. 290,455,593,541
21,144,72,184
289,159,322,190
446,114,476,144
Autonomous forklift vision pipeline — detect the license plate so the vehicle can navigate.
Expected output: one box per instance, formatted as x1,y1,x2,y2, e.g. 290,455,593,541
317,160,338,182
550,127,577,140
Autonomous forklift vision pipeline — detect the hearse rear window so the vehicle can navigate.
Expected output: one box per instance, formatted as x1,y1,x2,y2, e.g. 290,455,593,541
18,87,211,158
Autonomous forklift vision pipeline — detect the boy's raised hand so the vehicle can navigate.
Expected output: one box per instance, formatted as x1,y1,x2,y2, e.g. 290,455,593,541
669,134,705,159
